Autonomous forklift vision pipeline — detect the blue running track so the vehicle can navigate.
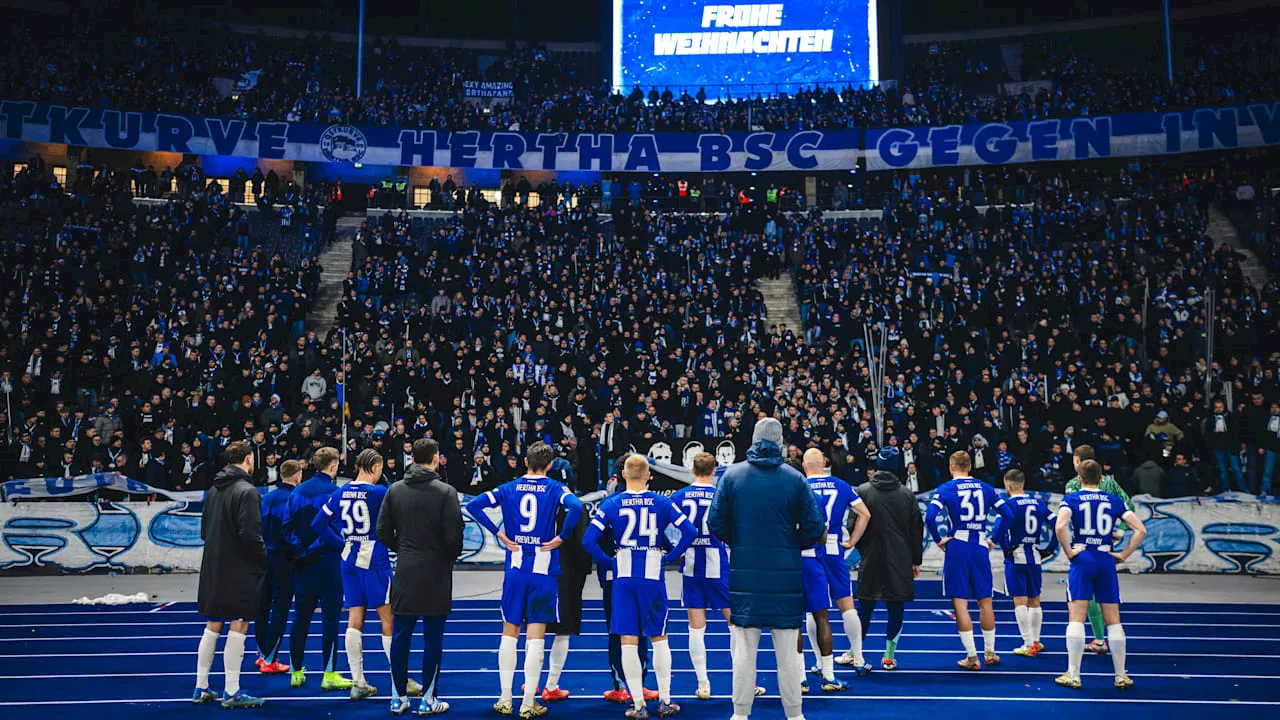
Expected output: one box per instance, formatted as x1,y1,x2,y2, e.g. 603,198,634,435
0,580,1276,719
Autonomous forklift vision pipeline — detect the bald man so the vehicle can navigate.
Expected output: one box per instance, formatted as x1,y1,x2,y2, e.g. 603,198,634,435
798,449,867,690
802,449,872,677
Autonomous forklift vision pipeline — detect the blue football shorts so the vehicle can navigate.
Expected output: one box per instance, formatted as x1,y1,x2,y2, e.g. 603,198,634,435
802,557,831,614
501,570,560,625
341,564,392,609
609,577,669,637
1067,550,1121,604
942,540,994,600
681,574,730,611
821,553,853,602
1003,561,1043,599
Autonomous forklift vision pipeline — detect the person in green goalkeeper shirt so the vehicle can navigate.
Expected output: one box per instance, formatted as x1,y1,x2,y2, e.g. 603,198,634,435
1064,446,1135,655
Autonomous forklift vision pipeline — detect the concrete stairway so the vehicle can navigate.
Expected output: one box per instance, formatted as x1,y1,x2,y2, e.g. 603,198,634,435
758,276,803,333
1208,204,1268,290
304,215,362,337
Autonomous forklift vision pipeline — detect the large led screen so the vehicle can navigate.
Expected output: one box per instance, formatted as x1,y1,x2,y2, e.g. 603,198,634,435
612,1,878,96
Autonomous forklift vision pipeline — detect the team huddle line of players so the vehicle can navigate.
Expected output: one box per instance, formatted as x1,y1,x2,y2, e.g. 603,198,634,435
190,439,1148,716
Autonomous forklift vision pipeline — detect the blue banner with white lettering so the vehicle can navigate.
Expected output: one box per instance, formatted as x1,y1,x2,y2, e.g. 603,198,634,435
866,103,1280,170
9,100,1278,173
0,100,857,172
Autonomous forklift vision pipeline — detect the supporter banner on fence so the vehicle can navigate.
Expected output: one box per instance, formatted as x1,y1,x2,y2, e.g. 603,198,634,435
0,490,613,574
911,491,1280,576
866,102,1280,170
0,100,859,172
4,482,1275,575
0,472,205,503
462,81,513,99
630,436,747,470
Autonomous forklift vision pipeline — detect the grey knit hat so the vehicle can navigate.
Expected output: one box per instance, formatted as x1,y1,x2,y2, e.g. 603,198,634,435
752,417,784,447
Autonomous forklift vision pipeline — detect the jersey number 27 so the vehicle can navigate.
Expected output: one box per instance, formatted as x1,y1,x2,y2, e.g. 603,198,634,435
681,499,711,535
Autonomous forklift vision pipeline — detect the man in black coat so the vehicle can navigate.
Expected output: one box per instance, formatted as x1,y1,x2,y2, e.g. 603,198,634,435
376,438,464,715
542,498,593,700
193,441,267,708
852,448,924,671
1203,398,1248,492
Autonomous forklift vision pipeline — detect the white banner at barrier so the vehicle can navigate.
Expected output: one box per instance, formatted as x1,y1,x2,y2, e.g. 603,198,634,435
0,491,613,574
909,492,1280,576
2,490,1275,575
0,472,205,502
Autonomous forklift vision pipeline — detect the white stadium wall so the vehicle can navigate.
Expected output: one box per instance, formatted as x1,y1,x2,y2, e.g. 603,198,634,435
0,493,1276,575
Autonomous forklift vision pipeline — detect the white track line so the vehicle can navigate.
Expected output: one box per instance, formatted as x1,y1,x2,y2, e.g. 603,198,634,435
0,694,1276,707
3,632,1274,642
3,607,1279,617
5,614,1274,625
5,648,1279,659
3,668,1277,681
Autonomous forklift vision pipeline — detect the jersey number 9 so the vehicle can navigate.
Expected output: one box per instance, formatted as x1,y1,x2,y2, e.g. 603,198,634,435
518,493,539,533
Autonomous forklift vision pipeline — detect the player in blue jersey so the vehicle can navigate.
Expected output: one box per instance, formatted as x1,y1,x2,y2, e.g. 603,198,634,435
254,458,299,675
584,455,698,720
991,469,1057,657
670,453,764,701
925,451,1001,670
465,442,584,718
1054,460,1147,690
282,446,353,691
312,449,422,700
800,448,870,688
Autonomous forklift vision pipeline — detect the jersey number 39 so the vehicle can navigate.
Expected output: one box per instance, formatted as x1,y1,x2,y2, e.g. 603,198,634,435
340,499,370,536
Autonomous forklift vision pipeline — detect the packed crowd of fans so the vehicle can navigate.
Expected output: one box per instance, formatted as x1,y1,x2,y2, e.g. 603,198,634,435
800,156,1280,497
2,14,1276,133
3,146,1278,500
1,5,1279,499
0,164,325,491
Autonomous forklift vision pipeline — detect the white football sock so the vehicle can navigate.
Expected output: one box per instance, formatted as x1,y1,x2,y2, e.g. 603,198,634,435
622,644,646,711
382,634,393,664
820,654,835,682
840,608,864,664
196,628,219,690
498,635,518,704
1066,621,1086,678
1107,624,1127,678
522,638,544,710
1014,605,1031,646
795,649,806,687
982,628,996,656
654,638,673,704
224,631,247,696
805,614,820,668
1029,607,1044,644
959,629,977,657
689,625,709,687
546,635,569,691
345,628,365,684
